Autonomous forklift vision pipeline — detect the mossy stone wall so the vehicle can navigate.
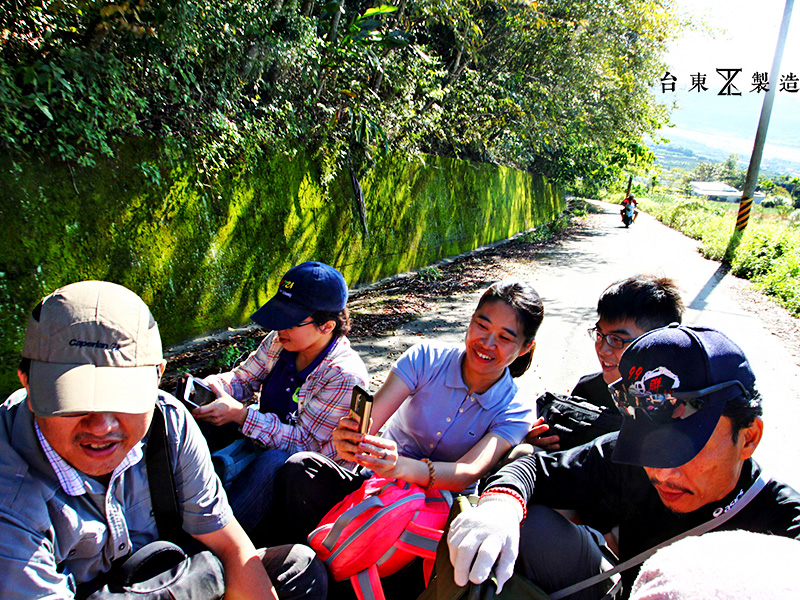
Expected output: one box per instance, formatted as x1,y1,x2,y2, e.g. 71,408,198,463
0,140,563,393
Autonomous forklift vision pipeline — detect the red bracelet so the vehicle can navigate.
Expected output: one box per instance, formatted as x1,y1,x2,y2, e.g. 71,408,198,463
481,487,528,522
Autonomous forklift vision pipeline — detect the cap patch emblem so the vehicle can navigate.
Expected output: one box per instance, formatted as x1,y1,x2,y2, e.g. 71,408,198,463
630,366,681,395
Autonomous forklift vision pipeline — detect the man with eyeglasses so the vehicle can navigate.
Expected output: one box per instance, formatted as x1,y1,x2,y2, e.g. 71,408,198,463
533,274,684,451
448,324,800,599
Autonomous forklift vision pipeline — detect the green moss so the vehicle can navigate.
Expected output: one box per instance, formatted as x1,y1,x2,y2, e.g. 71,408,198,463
0,142,563,393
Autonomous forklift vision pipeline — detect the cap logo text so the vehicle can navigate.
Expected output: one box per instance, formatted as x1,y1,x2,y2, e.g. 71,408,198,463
713,487,745,517
69,339,121,351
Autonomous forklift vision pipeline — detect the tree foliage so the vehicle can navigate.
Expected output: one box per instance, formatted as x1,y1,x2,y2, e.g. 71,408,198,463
1,0,681,187
689,154,746,190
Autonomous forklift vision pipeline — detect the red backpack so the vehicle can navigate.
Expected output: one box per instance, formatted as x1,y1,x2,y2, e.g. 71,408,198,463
308,476,453,600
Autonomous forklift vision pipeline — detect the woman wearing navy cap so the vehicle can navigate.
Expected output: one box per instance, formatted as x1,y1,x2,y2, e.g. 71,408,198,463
193,261,369,534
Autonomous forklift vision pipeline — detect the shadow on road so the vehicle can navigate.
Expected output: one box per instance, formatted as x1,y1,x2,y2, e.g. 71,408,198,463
688,227,742,312
689,263,730,312
525,226,613,281
539,301,596,330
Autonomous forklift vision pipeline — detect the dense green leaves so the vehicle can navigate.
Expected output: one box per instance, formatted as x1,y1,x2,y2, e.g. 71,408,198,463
1,0,681,186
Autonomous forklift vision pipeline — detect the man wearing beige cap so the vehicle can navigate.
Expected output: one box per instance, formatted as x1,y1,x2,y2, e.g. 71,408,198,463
0,281,326,599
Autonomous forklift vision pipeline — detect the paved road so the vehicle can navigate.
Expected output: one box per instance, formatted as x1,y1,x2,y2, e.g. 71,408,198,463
351,201,800,488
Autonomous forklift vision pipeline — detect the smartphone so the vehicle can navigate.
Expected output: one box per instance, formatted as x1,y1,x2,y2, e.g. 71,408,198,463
191,378,217,407
349,385,373,435
180,375,217,409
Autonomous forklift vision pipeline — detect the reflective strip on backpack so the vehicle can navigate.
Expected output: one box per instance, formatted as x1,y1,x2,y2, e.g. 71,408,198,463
376,544,397,567
319,496,385,551
396,528,440,555
351,566,385,600
424,490,453,506
324,492,426,567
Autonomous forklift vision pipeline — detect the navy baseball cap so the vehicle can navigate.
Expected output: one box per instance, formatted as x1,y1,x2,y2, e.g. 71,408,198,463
250,262,348,331
611,324,756,469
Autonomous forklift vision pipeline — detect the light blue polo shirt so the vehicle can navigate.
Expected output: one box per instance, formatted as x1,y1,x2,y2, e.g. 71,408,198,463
382,341,535,465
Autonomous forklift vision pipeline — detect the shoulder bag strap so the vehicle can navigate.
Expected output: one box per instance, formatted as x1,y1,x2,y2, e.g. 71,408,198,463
549,473,770,600
146,403,185,544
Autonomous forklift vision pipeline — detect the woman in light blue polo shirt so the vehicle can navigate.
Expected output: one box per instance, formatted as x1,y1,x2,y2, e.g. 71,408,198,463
273,279,544,544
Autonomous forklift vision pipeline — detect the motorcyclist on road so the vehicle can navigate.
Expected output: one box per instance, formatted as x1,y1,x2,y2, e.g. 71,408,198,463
621,195,638,225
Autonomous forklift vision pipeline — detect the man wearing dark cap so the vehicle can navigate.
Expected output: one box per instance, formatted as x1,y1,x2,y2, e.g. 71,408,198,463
192,261,368,536
447,324,800,599
0,281,327,599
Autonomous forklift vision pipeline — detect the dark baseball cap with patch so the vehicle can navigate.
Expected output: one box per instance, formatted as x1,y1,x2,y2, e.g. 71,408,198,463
250,262,348,331
611,324,756,468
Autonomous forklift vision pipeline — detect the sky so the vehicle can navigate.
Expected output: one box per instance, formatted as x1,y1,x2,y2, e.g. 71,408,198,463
659,0,800,166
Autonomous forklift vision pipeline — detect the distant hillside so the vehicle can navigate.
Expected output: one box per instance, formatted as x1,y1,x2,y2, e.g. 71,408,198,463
649,139,729,170
650,87,800,177
649,135,800,178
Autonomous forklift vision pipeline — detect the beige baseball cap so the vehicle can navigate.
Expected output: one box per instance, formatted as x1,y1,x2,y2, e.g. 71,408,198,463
22,280,163,416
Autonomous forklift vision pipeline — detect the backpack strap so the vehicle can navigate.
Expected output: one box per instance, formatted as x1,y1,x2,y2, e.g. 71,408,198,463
393,492,454,561
351,565,386,600
316,496,386,551
395,524,442,558
549,473,770,600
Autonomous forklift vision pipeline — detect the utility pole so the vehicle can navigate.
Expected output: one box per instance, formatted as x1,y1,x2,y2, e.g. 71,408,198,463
736,0,794,232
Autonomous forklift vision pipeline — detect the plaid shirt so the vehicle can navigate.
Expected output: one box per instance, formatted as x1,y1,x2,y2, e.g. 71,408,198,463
206,331,368,464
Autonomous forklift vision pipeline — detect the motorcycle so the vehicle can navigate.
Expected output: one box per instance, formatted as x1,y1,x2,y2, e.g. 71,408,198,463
621,202,636,228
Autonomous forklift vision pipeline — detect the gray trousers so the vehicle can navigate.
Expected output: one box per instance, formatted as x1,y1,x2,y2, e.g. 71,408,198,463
515,506,618,600
260,544,328,600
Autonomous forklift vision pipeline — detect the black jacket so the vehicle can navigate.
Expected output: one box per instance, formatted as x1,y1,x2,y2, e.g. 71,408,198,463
486,433,800,590
572,372,615,411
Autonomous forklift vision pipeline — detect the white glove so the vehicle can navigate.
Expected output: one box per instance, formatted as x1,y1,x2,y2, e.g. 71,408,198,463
447,495,523,593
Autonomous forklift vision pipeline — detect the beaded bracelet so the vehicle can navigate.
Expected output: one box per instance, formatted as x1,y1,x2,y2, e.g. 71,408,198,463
480,487,528,522
421,458,436,490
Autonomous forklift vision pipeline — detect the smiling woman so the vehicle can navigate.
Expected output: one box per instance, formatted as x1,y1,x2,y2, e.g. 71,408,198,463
269,280,545,571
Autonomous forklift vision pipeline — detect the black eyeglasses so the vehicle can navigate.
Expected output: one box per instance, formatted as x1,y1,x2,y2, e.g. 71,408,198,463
609,379,748,422
292,319,315,329
588,326,637,350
